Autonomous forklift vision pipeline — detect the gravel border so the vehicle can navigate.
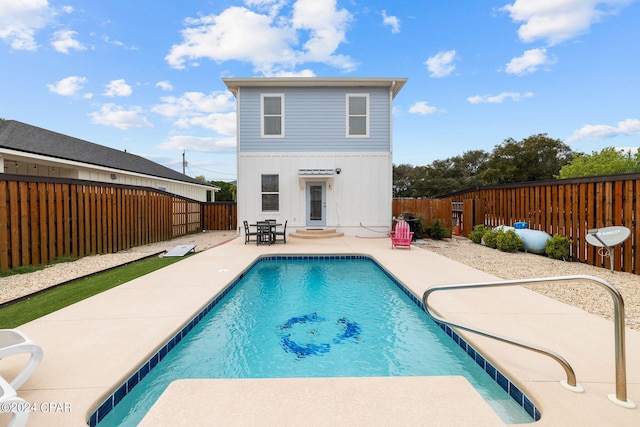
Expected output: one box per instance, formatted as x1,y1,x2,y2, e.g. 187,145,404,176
416,236,640,331
0,231,237,305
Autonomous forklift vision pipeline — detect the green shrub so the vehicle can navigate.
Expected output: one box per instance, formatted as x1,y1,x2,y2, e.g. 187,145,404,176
426,219,449,240
469,225,489,244
546,234,572,260
482,229,498,249
496,229,524,252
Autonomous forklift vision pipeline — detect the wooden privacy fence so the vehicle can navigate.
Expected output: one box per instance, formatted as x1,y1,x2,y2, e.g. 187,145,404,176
394,173,640,274
392,198,453,233
0,175,237,271
449,173,640,274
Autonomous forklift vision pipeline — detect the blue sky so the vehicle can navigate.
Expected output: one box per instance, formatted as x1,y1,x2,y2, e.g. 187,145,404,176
1,0,639,182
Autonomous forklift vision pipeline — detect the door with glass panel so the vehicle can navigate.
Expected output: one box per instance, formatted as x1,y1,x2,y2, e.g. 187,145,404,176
306,182,326,227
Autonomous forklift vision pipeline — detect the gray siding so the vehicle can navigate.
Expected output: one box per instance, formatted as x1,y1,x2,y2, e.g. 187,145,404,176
238,86,391,152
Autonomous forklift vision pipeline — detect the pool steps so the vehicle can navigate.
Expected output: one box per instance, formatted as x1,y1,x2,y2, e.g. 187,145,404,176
289,228,344,239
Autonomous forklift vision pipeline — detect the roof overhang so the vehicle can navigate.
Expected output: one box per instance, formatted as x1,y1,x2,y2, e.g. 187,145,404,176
223,77,408,99
297,168,336,189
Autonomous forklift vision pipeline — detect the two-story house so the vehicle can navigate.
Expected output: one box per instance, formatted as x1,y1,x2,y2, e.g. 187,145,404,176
223,77,407,237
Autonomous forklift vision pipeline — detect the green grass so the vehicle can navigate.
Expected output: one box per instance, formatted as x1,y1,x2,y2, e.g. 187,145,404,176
0,256,186,328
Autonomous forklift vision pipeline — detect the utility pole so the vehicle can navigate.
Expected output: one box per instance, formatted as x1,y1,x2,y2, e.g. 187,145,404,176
182,150,188,174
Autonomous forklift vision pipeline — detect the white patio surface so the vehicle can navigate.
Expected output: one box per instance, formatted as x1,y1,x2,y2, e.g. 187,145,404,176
2,235,639,426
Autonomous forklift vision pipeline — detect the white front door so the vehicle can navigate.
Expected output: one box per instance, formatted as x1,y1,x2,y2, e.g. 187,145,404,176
306,182,326,227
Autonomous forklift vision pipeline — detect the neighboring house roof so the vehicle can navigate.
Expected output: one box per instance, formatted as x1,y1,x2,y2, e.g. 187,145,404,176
0,120,217,188
223,77,408,99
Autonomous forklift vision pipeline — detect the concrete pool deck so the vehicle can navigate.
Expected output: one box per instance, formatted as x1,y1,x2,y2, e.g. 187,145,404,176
2,235,639,426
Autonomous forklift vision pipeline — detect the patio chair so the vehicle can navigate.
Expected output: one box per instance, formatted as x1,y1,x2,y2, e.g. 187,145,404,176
0,329,43,389
390,220,413,249
273,220,287,244
256,221,272,246
0,374,29,427
243,221,258,244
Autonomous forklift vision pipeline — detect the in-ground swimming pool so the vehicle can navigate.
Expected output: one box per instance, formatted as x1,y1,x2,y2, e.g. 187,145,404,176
92,255,538,426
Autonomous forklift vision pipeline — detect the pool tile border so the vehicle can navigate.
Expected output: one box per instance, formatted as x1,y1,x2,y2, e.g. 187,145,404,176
371,256,541,422
88,254,540,426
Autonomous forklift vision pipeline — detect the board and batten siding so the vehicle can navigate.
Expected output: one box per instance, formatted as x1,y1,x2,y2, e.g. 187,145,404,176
237,152,392,236
237,86,391,152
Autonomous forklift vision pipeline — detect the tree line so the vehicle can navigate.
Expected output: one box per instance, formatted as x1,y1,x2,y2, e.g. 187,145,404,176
393,134,640,198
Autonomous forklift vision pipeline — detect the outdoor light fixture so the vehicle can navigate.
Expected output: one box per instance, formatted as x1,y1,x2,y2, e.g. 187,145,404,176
335,168,341,174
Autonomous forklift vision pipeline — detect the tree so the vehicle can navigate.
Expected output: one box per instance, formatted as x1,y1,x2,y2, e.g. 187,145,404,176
194,175,236,201
393,134,576,197
393,150,492,197
209,181,236,201
557,146,640,178
481,134,574,184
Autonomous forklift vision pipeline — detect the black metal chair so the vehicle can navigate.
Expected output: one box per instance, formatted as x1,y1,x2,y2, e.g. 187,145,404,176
256,221,272,245
243,220,258,244
273,220,287,244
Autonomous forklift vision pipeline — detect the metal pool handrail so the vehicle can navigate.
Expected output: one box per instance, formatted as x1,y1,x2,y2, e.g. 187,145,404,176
422,274,636,408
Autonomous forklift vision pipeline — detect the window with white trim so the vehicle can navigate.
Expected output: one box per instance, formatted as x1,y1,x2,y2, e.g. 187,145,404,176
347,94,369,137
262,94,284,137
261,174,279,211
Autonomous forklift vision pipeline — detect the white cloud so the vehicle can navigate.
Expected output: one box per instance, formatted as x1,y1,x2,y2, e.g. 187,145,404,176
166,7,295,71
156,135,236,153
467,92,534,104
103,79,132,97
156,81,173,91
270,69,316,77
90,104,153,130
152,91,236,135
616,146,639,155
567,118,640,142
425,50,457,78
408,101,437,115
153,91,235,117
51,29,85,54
382,10,400,34
174,113,237,135
0,0,55,50
47,75,88,97
165,1,354,74
502,0,633,46
291,0,353,68
505,48,555,75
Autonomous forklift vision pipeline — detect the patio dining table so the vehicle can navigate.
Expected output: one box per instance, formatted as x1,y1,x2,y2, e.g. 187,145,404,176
250,222,282,245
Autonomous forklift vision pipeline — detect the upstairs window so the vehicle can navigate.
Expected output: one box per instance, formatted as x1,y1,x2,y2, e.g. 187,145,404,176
261,174,279,211
262,94,284,137
347,94,369,137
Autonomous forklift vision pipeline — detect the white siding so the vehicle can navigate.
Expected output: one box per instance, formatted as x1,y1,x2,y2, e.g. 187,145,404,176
238,152,392,236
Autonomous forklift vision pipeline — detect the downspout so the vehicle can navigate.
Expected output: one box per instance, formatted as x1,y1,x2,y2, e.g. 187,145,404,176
389,81,396,231
234,86,241,234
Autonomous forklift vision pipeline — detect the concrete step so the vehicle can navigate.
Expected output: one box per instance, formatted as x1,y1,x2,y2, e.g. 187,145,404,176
289,228,344,239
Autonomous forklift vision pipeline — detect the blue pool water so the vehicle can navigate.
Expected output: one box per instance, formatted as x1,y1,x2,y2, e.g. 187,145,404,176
95,256,536,426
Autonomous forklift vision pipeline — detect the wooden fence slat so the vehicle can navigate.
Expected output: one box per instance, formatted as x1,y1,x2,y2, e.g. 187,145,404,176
47,183,56,263
9,181,20,268
29,182,40,266
622,181,633,273
0,181,8,270
20,182,30,266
